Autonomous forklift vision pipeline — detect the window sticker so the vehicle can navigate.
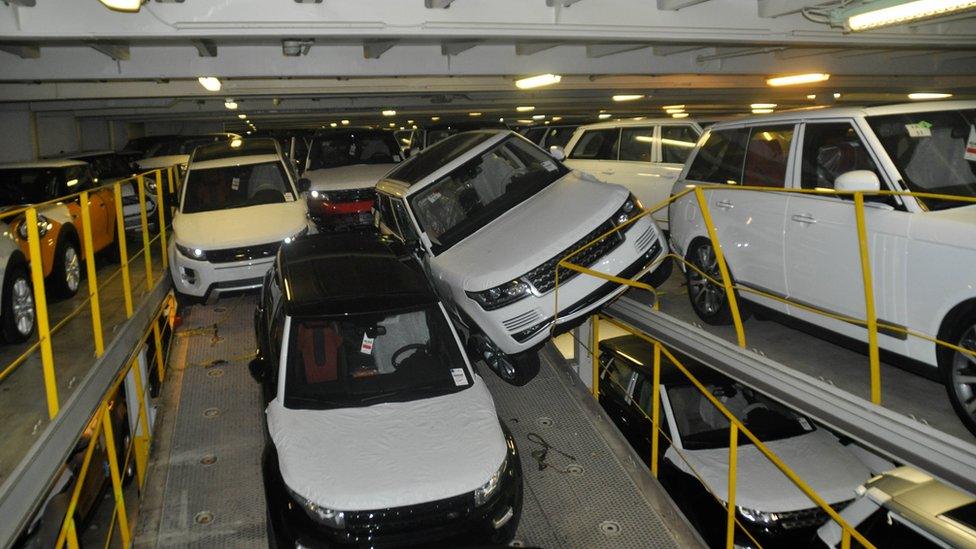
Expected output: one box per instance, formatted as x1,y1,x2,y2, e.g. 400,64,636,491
231,177,241,191
905,122,932,138
426,191,442,204
966,126,976,162
450,368,469,387
284,192,295,202
798,417,813,431
360,334,374,355
541,160,558,172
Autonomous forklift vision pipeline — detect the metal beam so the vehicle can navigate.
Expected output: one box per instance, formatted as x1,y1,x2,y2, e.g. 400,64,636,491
424,0,454,7
515,42,561,56
4,0,36,5
697,46,782,62
546,0,585,6
604,297,976,496
586,43,648,58
441,41,478,56
191,39,217,57
774,47,843,59
656,0,709,9
653,45,704,56
362,40,395,59
87,42,130,61
757,0,820,18
0,43,39,59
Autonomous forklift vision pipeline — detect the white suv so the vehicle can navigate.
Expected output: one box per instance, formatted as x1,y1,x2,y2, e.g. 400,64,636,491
374,130,668,384
669,100,976,435
562,118,703,231
169,138,309,301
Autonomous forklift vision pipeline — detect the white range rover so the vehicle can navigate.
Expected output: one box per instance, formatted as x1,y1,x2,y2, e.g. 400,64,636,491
374,130,668,384
668,100,976,435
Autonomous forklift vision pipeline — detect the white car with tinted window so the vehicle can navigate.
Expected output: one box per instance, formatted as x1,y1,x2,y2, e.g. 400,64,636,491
669,100,976,436
169,138,309,301
374,130,669,385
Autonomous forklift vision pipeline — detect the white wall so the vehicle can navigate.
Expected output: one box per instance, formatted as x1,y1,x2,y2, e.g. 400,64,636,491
36,115,78,157
79,119,110,151
0,111,34,163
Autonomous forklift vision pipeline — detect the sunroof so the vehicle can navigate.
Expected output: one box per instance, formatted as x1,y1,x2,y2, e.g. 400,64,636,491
941,501,976,533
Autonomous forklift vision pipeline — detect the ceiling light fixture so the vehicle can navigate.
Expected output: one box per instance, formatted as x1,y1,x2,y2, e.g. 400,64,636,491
671,113,690,118
389,122,395,127
469,112,482,116
908,92,953,100
515,73,562,90
750,103,777,109
407,119,414,124
516,106,536,112
661,104,685,110
499,118,505,123
237,114,247,119
632,116,645,121
198,77,222,92
341,119,350,125
98,0,143,12
382,110,396,116
517,119,535,124
224,100,238,110
766,73,830,87
532,114,546,120
752,108,775,114
807,94,817,99
833,92,842,99
598,113,612,119
431,116,440,121
838,0,976,32
612,94,645,102
330,122,338,127
665,108,685,114
552,116,562,121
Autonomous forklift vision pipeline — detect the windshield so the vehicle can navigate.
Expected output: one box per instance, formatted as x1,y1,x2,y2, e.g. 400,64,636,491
306,131,401,171
408,135,568,254
283,306,472,410
0,167,75,206
667,381,814,450
82,155,132,179
147,137,226,158
181,161,294,214
867,109,976,210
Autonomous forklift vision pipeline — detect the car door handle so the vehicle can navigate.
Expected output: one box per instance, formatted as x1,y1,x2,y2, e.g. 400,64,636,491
715,200,734,210
791,214,817,224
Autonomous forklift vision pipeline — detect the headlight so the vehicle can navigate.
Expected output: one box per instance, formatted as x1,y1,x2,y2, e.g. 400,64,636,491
738,506,779,525
16,215,51,241
283,226,309,244
466,279,532,311
612,194,643,226
144,176,158,194
175,243,206,260
310,190,328,201
286,486,345,528
474,456,507,506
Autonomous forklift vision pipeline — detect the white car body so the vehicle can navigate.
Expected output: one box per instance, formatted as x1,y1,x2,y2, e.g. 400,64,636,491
670,101,976,380
564,119,703,230
305,163,395,194
375,130,667,356
169,144,309,299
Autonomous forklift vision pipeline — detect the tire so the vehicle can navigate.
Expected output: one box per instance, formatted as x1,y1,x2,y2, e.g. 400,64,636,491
684,239,748,326
1,259,35,343
472,334,541,386
640,256,673,289
937,307,976,437
49,232,82,299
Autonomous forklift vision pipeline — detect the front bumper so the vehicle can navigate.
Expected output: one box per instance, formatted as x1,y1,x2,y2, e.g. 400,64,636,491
462,216,665,356
308,198,374,231
264,428,523,548
168,242,274,299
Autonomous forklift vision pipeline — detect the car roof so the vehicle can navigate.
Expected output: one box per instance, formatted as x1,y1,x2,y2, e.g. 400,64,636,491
187,138,282,169
279,233,438,317
0,159,88,170
707,99,976,130
865,467,976,543
599,335,725,386
382,130,508,190
576,118,698,131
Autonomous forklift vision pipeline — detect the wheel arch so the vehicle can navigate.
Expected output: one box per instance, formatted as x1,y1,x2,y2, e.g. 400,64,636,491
936,297,976,362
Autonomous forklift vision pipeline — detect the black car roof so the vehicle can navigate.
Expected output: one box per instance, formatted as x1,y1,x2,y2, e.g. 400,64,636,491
599,335,726,387
279,233,438,317
190,138,278,162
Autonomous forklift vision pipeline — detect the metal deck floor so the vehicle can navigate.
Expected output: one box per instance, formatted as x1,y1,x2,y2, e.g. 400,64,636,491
134,295,699,548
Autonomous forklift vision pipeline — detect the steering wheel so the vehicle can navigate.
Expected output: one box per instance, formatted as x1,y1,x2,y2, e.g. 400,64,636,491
392,343,428,369
743,402,770,416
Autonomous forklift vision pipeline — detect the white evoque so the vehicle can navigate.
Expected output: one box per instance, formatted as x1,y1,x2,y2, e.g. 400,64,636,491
669,100,976,435
375,130,669,385
169,138,310,301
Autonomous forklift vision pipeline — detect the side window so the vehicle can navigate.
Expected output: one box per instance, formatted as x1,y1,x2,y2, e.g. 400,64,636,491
544,127,577,150
568,129,620,161
800,122,880,190
270,304,285,358
375,193,396,235
685,128,750,184
660,125,700,165
634,374,671,437
522,127,547,145
742,125,795,188
65,166,88,193
600,354,635,393
619,127,654,162
390,199,419,241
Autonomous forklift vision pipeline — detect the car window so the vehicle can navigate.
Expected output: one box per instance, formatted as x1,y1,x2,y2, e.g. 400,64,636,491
742,125,795,188
270,303,285,357
568,128,620,160
375,193,397,235
391,199,419,241
800,122,880,190
544,126,578,149
307,130,402,171
522,127,547,145
0,168,62,205
182,161,294,214
601,354,634,393
619,127,654,162
660,125,700,165
685,128,750,184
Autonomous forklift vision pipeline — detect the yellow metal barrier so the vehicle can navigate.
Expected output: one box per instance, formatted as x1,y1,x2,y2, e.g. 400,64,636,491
25,207,59,419
80,191,105,357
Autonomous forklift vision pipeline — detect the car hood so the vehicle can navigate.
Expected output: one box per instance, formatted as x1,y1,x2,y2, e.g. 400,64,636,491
666,429,870,512
137,154,188,170
266,378,507,511
430,171,627,292
912,202,976,248
305,164,396,192
173,201,308,249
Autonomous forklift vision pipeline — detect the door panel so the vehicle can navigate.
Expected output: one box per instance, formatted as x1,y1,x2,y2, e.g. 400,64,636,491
564,127,621,180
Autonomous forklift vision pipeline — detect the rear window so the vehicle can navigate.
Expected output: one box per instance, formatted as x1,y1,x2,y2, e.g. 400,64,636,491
686,128,750,184
660,125,700,165
568,128,620,161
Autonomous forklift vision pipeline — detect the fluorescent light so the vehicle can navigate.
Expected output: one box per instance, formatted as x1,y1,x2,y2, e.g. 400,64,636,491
98,0,142,12
766,73,830,87
532,114,546,120
517,119,534,124
224,100,238,110
407,119,414,124
544,121,551,125
246,130,252,135
908,92,953,100
750,103,777,109
382,110,396,116
612,94,645,102
661,104,685,110
198,77,222,92
469,112,482,116
516,106,536,112
752,108,774,114
671,113,690,119
237,114,247,119
833,92,842,99
499,118,505,122
230,138,243,148
330,122,338,127
341,119,350,125
845,0,976,32
806,94,817,99
598,113,612,119
632,116,645,121
389,122,395,127
665,108,685,114
551,116,562,121
515,73,562,90
431,116,440,121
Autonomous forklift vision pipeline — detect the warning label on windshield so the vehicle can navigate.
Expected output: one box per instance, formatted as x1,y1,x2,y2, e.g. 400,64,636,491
450,368,469,387
360,334,374,354
966,126,976,162
905,122,931,138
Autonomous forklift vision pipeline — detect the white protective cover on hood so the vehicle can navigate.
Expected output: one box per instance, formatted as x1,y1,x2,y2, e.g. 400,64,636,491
267,377,507,511
173,201,307,249
430,171,627,292
306,164,397,192
666,429,870,512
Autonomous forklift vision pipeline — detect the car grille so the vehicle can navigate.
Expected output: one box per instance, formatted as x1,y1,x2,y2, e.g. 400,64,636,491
205,241,280,264
344,492,475,534
778,500,852,531
503,309,545,332
323,187,375,202
524,218,624,295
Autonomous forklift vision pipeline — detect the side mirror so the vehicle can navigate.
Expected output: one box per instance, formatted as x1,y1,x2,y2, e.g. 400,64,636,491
248,358,268,383
297,177,311,193
549,145,566,161
835,170,880,193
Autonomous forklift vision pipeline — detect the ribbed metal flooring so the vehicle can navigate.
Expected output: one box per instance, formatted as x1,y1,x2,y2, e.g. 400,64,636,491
136,295,693,548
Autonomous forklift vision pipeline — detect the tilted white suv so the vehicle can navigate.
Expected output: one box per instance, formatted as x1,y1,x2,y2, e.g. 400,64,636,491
669,100,976,435
374,130,668,384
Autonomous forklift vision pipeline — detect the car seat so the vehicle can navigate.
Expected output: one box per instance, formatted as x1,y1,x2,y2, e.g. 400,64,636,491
298,323,342,384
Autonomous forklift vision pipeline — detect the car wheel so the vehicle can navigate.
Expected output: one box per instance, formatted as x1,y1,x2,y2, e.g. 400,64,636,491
684,239,746,326
639,256,673,289
1,260,35,343
50,234,82,299
939,312,976,437
473,335,540,386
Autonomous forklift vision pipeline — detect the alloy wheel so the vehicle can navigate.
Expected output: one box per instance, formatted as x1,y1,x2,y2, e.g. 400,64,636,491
65,245,81,293
951,325,976,421
11,277,34,336
689,243,724,316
